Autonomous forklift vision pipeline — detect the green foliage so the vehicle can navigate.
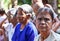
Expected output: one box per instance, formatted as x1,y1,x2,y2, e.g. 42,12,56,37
18,0,23,5
18,0,31,5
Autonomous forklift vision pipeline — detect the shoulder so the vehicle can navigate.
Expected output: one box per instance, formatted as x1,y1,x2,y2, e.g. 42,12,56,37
27,22,36,29
34,34,40,41
27,22,38,32
52,31,60,41
15,23,21,29
54,33,60,40
26,22,38,35
14,23,21,32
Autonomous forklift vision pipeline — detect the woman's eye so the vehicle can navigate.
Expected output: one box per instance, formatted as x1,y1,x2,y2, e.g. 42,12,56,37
44,18,50,21
38,18,42,21
37,18,51,22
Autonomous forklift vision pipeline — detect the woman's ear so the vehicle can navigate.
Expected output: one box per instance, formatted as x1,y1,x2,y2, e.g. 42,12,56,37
26,13,32,17
26,14,31,19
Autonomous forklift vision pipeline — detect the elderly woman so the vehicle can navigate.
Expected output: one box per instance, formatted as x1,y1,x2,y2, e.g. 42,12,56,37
32,0,60,33
34,7,60,41
12,4,38,41
6,8,18,41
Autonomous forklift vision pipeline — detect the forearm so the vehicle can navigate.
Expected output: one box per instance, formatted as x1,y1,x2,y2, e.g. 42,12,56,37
52,17,60,32
52,21,60,32
4,32,8,41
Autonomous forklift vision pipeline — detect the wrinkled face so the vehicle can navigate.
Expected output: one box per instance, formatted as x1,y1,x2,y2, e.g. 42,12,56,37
17,8,27,23
32,2,44,15
11,17,17,24
7,11,16,23
36,11,52,32
32,3,39,15
7,11,12,22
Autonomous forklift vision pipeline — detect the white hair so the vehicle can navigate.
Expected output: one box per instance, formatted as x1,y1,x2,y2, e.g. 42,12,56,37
18,4,35,20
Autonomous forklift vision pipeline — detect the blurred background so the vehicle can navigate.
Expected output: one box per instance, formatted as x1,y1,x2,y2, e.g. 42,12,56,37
0,0,60,19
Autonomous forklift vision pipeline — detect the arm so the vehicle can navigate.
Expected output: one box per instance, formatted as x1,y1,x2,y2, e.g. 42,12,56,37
0,28,8,41
52,17,60,32
26,25,38,41
4,32,8,41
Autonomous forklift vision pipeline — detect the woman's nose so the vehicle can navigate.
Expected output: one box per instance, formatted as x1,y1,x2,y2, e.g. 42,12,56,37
40,20,46,25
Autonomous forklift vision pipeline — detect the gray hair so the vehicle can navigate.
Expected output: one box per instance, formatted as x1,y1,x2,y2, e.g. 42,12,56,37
18,4,35,20
7,8,17,18
37,7,54,20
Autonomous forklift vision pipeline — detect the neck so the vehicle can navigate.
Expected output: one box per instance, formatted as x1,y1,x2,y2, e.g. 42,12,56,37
22,19,29,25
20,20,29,30
40,30,50,40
